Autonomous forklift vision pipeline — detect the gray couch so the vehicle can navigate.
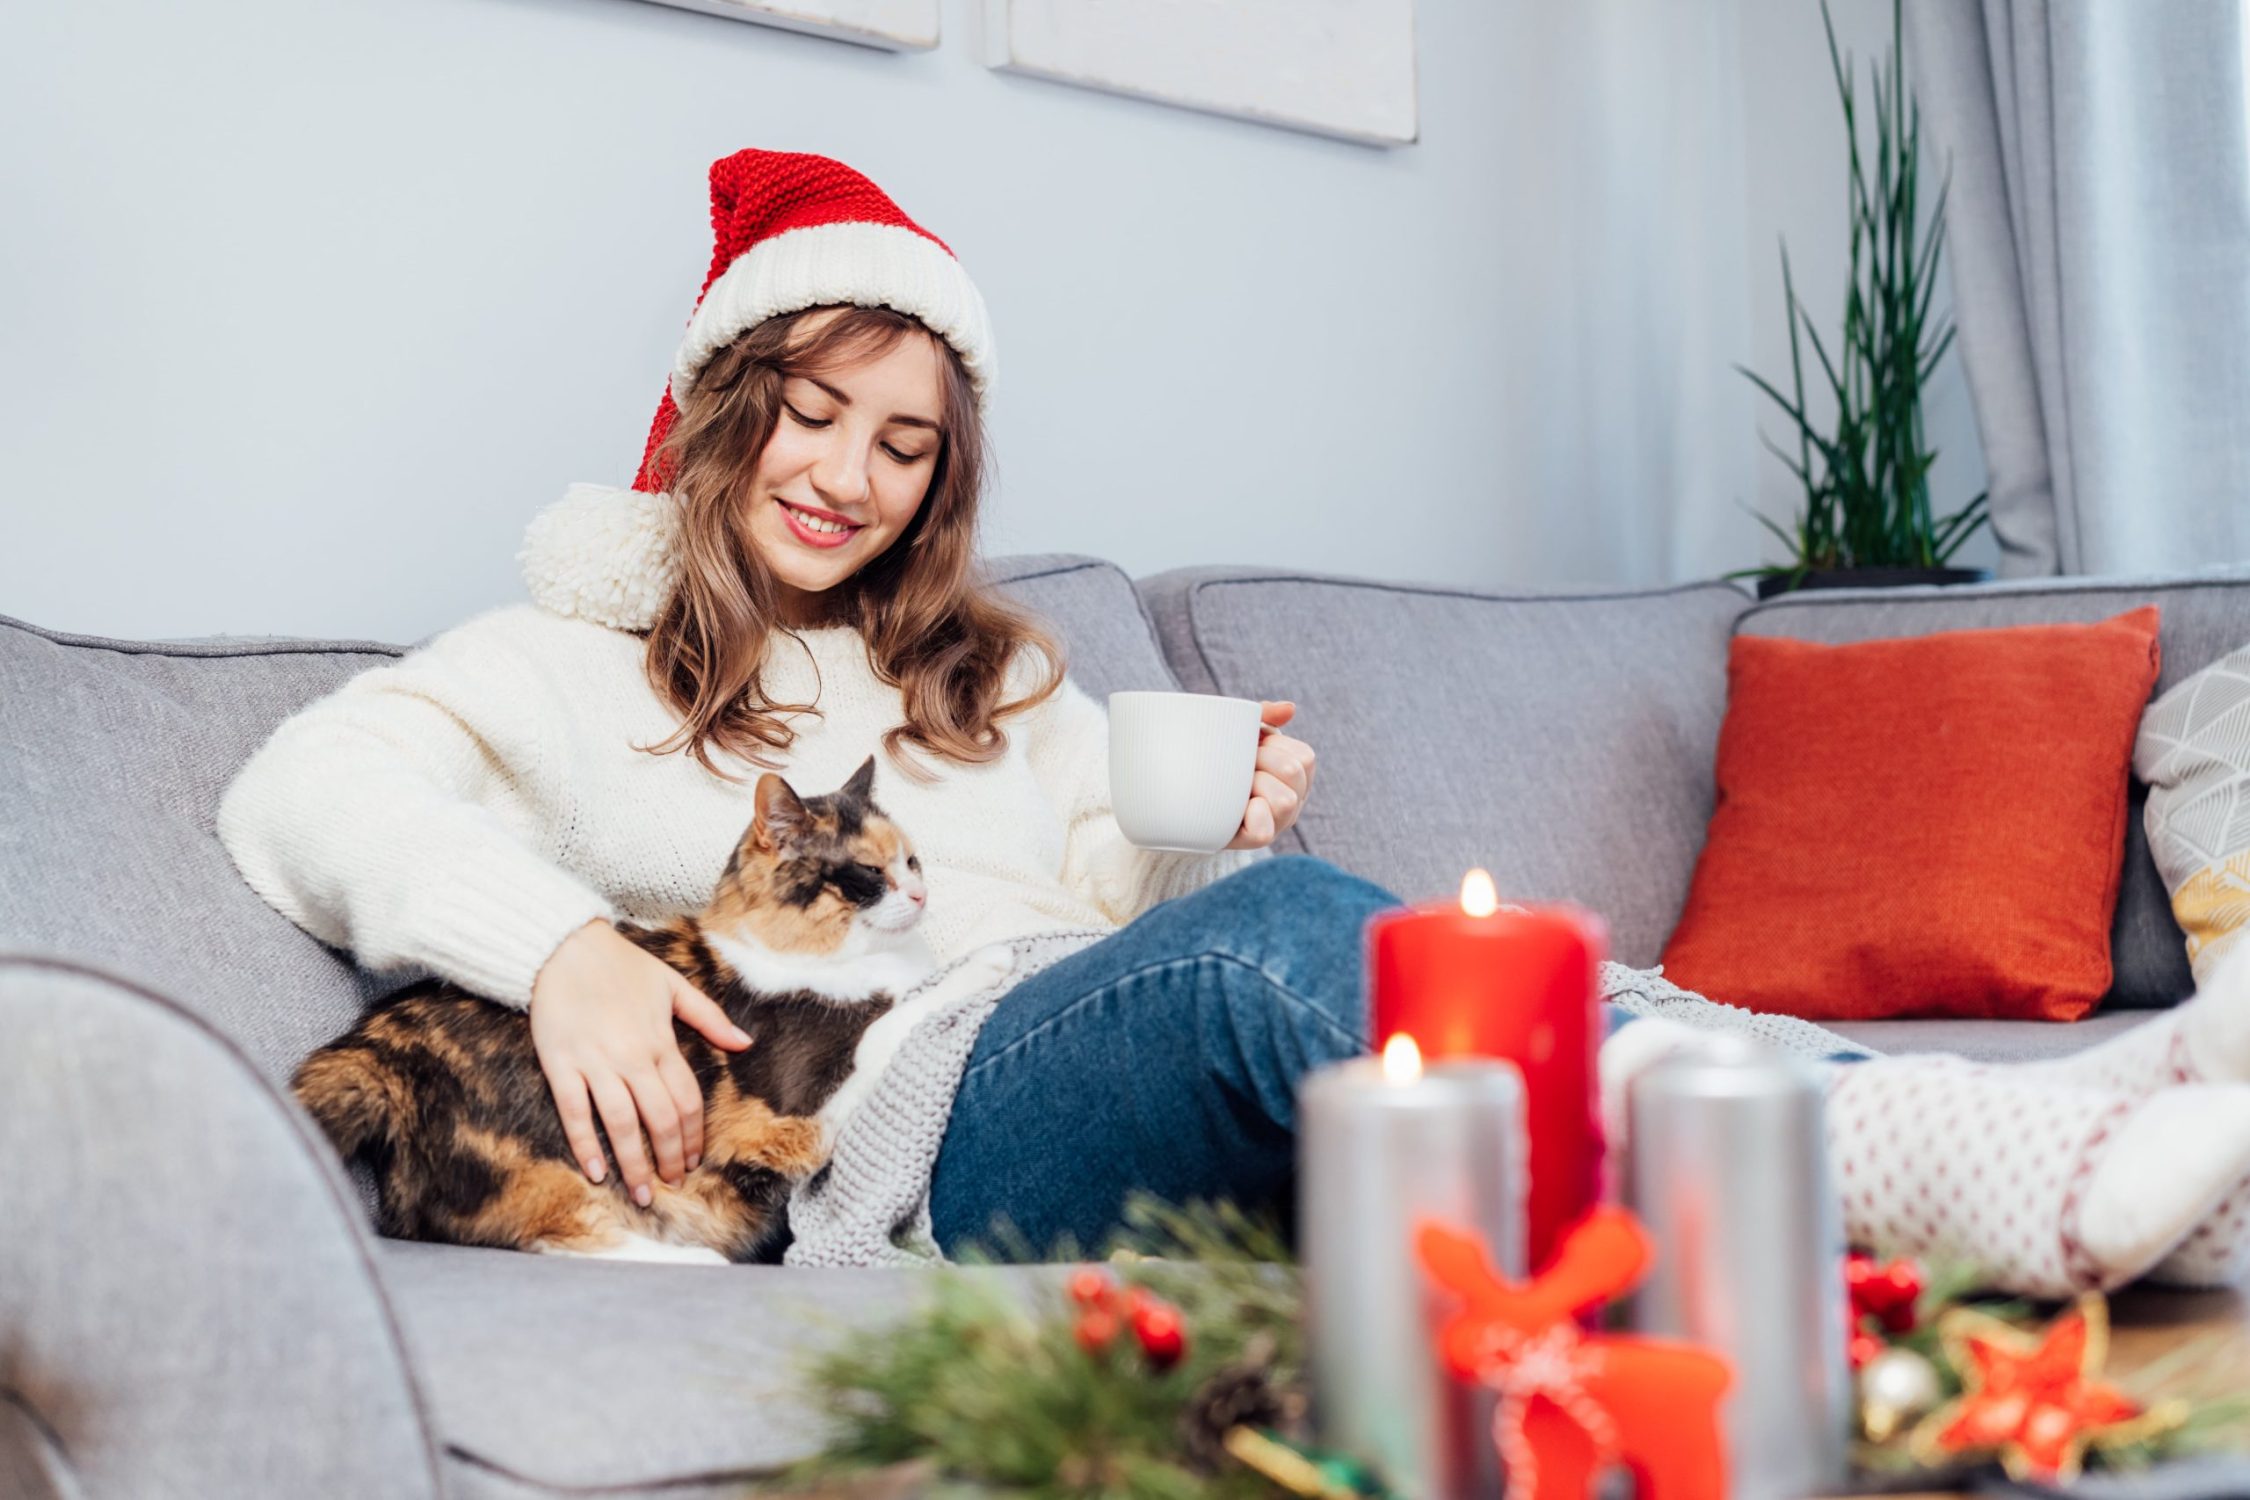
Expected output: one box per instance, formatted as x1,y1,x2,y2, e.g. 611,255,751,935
5,556,2243,1498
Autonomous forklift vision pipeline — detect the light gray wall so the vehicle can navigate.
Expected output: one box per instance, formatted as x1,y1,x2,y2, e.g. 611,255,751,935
1,0,1982,642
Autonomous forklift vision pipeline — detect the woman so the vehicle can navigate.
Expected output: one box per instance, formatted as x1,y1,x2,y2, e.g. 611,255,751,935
222,148,2250,1295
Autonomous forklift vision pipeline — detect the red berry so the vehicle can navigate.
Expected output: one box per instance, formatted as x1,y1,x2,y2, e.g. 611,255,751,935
1075,1309,1120,1353
1844,1255,1923,1335
1128,1296,1187,1369
1877,1263,1923,1331
1069,1269,1117,1310
1848,1330,1885,1370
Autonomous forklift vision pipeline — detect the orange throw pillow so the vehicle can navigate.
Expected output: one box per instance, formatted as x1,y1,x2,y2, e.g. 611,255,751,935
1659,606,2163,1022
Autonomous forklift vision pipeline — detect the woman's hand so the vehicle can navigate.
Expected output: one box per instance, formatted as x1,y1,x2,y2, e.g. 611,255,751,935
1227,700,1317,851
528,919,753,1204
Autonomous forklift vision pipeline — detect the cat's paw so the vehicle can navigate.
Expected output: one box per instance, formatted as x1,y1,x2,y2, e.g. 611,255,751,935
916,943,1018,1008
958,942,1018,991
931,949,1021,1007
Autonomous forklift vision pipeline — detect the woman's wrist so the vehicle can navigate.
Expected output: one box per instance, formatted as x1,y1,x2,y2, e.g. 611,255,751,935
532,918,617,1009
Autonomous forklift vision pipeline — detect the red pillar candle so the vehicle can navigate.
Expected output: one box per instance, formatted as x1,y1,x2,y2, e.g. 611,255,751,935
1369,871,1606,1271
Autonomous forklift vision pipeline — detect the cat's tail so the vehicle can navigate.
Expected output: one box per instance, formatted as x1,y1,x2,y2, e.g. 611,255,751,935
292,1043,412,1163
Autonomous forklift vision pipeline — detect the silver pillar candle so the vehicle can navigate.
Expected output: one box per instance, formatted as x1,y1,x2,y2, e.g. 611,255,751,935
1300,1042,1526,1500
1622,1036,1851,1500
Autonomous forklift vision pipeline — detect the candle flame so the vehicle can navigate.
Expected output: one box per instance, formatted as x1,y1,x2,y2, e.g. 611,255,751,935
1459,868,1500,917
1382,1032,1424,1082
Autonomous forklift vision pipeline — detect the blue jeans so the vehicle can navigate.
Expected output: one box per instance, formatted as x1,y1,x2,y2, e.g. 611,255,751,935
926,857,1424,1254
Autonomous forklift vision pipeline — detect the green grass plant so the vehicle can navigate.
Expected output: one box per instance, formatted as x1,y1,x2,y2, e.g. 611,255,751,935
1738,0,1989,589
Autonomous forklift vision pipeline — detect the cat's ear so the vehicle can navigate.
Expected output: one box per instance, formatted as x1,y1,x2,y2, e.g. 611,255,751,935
752,773,810,851
841,755,877,803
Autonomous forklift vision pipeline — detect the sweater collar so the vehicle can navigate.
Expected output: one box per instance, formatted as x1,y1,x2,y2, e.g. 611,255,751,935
519,484,682,632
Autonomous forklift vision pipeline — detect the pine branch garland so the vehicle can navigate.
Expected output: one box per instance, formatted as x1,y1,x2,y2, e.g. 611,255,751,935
788,1198,1305,1500
787,1203,2250,1497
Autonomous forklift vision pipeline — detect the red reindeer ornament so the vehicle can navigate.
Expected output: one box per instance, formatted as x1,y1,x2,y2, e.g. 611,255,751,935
1416,1207,1731,1500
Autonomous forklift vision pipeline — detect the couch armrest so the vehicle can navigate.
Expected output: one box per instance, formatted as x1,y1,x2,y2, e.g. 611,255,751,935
0,952,441,1500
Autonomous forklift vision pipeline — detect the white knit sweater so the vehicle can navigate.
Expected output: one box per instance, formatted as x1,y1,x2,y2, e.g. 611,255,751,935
217,487,1256,1010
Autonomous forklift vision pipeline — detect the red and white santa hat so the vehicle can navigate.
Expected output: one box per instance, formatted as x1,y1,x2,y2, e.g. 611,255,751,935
523,149,995,630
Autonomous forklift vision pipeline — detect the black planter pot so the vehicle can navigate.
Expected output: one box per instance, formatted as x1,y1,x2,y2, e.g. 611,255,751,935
1754,566,1989,600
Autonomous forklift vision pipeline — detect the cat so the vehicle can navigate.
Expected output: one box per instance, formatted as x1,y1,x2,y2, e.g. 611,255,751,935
291,755,1014,1264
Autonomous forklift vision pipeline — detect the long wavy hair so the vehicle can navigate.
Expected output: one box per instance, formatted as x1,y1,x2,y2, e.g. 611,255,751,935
638,305,1062,780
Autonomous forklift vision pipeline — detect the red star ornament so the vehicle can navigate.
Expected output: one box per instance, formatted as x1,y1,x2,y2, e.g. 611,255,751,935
1908,1295,2183,1483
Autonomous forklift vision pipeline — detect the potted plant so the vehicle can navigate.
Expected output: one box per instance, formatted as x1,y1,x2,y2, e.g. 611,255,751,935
1738,0,1989,600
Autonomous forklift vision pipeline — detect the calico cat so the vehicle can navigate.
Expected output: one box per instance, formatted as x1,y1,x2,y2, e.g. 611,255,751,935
292,755,1012,1264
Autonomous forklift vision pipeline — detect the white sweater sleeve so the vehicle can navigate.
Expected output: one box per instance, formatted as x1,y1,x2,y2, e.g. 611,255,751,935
216,607,616,1007
1020,669,1266,927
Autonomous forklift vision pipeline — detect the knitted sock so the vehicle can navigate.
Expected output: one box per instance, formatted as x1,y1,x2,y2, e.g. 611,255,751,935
1599,1026,2250,1297
2150,1180,2250,1286
2018,945,2250,1287
2145,935,2250,1287
2026,940,2250,1098
1825,1059,2250,1296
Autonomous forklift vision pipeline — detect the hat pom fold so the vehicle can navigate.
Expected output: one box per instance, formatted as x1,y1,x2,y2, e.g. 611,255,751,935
519,484,683,632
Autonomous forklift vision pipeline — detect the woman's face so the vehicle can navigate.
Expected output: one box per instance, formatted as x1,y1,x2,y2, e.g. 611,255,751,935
745,309,947,622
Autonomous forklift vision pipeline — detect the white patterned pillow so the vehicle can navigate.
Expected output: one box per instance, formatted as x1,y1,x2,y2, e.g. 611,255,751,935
2136,644,2250,982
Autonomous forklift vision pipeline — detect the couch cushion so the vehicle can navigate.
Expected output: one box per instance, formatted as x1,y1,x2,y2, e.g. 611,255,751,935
1661,610,2163,1023
0,613,407,1084
992,554,1181,698
2134,641,2250,986
1737,571,2250,1008
1826,1009,2149,1063
1138,568,1751,966
376,1241,1061,1491
0,557,1169,1085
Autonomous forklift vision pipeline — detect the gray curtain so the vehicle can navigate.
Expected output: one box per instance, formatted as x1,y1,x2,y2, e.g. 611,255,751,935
1904,0,2250,576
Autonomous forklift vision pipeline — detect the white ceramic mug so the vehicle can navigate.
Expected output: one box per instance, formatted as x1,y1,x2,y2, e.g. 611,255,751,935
1108,690,1264,853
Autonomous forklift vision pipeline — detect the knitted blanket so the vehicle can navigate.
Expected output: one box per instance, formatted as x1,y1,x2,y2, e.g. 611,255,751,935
1599,961,1881,1062
783,944,1877,1268
785,929,1109,1268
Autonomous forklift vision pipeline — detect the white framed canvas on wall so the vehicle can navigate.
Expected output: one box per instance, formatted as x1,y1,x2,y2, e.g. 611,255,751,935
981,0,1417,146
636,0,938,51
